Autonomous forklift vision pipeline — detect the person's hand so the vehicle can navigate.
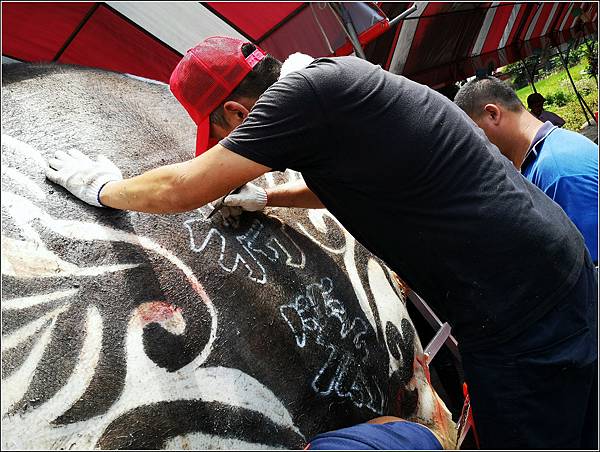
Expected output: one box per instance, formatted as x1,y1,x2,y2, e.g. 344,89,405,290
46,149,123,207
222,183,268,212
218,183,267,227
219,205,243,228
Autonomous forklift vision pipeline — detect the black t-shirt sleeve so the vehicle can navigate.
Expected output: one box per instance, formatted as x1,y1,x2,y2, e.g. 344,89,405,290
220,72,328,173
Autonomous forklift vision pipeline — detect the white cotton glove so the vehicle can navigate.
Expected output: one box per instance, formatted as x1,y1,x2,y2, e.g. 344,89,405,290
217,183,268,227
45,149,123,207
222,183,268,212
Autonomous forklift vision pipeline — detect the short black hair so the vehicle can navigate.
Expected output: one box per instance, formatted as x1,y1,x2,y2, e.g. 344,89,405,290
210,43,282,127
454,76,524,118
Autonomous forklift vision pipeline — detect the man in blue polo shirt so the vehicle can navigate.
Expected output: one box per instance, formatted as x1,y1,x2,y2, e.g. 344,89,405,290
455,76,598,264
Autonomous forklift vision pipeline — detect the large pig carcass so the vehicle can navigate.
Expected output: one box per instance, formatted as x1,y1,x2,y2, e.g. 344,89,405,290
1,63,452,450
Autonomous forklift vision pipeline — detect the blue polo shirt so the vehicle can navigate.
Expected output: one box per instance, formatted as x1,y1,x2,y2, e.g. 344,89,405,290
522,122,598,263
306,421,443,450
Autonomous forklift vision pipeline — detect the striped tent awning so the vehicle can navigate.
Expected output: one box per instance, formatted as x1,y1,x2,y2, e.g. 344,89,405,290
1,2,389,82
2,2,598,88
369,1,598,88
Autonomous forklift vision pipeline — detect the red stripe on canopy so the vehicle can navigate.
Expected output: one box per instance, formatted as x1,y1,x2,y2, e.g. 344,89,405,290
516,3,538,40
553,3,571,32
58,6,181,83
562,2,581,30
1,2,96,61
504,3,530,46
258,5,340,60
206,2,304,41
529,3,555,39
403,3,487,78
480,3,517,54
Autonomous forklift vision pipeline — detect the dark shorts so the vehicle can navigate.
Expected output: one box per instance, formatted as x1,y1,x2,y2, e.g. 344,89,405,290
461,253,598,449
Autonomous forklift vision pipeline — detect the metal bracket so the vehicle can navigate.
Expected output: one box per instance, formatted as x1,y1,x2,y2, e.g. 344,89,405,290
424,321,451,361
388,4,419,28
407,291,461,361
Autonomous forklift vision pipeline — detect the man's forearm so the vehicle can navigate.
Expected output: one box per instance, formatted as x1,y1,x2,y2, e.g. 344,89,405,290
265,180,324,209
46,144,270,214
99,162,197,213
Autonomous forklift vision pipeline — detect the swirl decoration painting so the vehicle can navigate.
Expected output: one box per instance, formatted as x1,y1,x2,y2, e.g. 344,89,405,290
1,64,449,450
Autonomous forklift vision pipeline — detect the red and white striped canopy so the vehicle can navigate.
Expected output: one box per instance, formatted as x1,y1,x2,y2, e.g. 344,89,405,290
2,2,597,88
369,2,598,87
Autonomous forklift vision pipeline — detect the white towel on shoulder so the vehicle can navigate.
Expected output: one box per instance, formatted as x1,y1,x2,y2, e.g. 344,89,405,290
279,53,315,79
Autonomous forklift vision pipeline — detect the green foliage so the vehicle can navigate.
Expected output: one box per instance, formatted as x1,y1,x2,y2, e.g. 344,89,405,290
514,59,598,132
515,62,588,100
504,61,530,89
545,90,571,107
583,40,598,78
574,77,597,96
557,77,597,96
549,90,597,131
506,43,589,91
551,89,598,131
567,42,587,66
494,41,598,132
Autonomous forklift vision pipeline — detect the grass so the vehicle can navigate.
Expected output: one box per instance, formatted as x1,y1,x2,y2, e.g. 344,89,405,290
514,62,598,131
515,62,588,100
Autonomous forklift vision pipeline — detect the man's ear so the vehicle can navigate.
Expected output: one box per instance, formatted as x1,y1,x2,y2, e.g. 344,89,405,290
482,103,502,124
223,100,250,122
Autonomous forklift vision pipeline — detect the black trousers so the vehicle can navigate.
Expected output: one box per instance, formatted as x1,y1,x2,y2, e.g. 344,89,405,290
461,253,598,449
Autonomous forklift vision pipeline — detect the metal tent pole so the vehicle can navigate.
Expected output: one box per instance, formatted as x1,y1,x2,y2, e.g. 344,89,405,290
329,2,367,59
521,56,539,93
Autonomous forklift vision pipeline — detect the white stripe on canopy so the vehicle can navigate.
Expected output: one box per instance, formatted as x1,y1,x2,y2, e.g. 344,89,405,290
107,2,245,54
388,2,429,75
471,2,499,57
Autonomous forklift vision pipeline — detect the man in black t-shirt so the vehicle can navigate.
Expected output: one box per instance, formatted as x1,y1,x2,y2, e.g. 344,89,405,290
46,37,597,449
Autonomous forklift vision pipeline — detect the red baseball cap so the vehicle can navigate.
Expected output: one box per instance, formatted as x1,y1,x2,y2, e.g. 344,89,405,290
169,36,266,157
